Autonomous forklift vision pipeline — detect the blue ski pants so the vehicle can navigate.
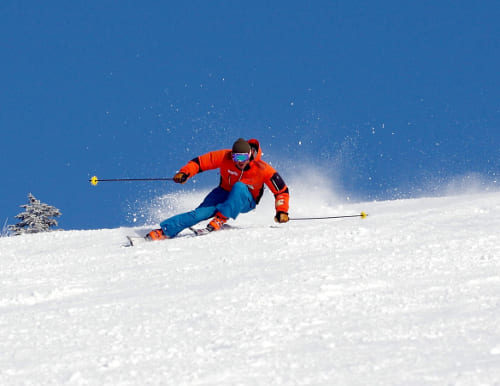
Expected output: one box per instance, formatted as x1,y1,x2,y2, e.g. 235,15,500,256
160,182,256,237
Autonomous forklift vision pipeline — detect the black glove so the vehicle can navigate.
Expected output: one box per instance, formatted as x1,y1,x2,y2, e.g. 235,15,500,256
274,211,289,223
173,172,189,184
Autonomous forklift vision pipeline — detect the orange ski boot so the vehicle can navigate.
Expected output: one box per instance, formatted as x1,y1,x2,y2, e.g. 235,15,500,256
145,228,168,241
207,212,228,232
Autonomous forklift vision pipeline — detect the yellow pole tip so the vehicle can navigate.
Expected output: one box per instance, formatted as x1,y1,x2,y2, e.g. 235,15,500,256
360,211,367,219
90,176,99,186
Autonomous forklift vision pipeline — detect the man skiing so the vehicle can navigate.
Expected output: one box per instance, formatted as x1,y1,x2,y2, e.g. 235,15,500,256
146,138,289,240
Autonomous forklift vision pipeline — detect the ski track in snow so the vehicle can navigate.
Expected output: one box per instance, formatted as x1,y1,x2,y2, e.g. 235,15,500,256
1,192,500,385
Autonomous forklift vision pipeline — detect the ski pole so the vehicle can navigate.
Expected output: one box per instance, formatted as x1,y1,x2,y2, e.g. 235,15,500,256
289,212,368,221
89,176,174,186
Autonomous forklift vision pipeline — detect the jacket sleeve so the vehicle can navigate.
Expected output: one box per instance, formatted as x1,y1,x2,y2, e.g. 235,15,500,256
179,149,229,177
266,171,289,213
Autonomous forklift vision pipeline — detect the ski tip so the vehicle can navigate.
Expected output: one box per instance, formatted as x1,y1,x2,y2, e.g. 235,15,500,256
126,235,135,246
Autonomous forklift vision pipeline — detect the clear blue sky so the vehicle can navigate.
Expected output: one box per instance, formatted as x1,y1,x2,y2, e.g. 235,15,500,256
1,1,499,230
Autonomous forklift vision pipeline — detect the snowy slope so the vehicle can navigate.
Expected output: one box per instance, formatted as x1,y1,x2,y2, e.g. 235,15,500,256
1,191,500,385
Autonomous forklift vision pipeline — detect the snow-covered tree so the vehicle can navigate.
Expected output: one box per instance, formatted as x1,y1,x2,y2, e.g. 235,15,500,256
9,193,62,235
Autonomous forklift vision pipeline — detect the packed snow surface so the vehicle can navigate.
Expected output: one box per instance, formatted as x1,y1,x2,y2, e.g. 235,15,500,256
1,191,500,385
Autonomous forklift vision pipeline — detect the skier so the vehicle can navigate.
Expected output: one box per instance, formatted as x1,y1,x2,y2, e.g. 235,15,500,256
146,138,289,240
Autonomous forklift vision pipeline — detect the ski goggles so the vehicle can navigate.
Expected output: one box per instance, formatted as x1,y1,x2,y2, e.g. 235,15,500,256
231,152,251,163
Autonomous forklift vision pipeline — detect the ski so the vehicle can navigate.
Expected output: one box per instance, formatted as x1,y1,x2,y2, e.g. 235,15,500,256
189,227,212,236
125,229,204,247
125,235,148,247
126,225,230,246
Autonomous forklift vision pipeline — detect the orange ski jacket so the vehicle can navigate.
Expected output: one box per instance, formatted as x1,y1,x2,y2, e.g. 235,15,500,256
179,139,289,213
